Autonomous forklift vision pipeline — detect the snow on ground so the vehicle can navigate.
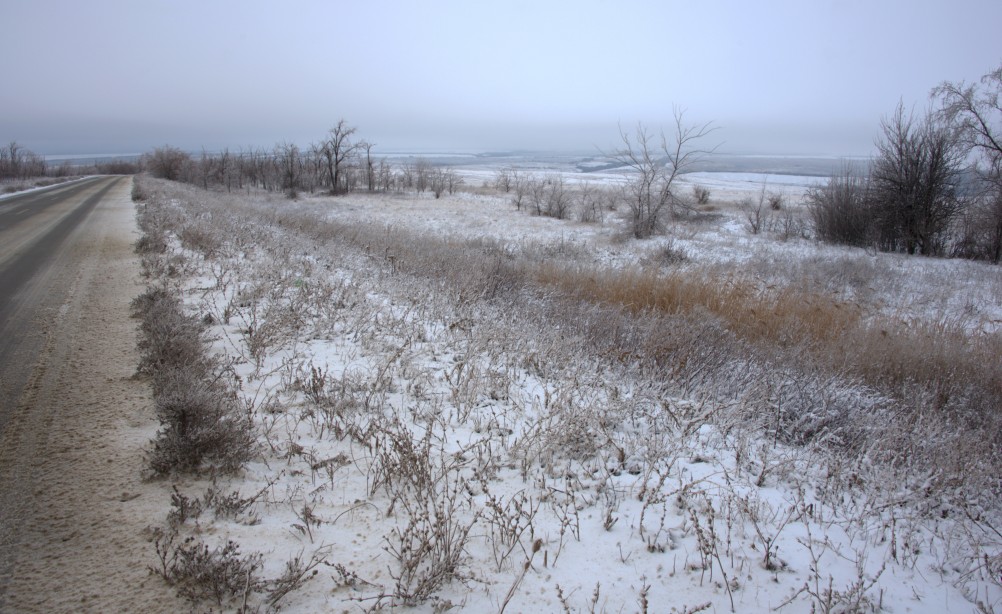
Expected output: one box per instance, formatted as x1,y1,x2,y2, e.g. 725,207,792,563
318,183,1002,332
142,176,1002,612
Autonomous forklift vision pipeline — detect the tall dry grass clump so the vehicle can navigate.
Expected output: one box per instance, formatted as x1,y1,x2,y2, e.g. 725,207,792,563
536,263,1002,449
536,265,862,348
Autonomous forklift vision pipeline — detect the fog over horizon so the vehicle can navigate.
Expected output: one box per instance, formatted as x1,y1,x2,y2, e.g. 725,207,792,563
2,0,1000,158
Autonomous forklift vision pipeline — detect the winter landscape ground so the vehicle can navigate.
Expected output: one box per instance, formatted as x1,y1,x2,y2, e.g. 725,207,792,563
130,161,1002,613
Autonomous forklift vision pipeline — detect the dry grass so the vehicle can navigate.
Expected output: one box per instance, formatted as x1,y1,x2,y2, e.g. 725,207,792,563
138,176,1001,437
537,265,862,348
536,264,999,414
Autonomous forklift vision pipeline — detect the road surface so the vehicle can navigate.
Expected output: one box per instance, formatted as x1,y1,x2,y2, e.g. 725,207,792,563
0,177,178,611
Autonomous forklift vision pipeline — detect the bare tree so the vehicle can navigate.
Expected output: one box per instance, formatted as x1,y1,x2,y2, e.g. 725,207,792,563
444,168,462,194
304,142,325,193
362,140,376,191
0,141,35,180
511,171,529,211
544,175,571,219
216,148,234,191
933,63,1002,184
197,148,213,189
611,107,717,238
933,62,1002,261
0,141,21,180
413,158,432,193
870,104,965,255
807,163,873,247
275,142,301,198
321,119,359,194
740,181,769,235
494,167,516,193
953,189,1002,262
429,169,447,198
377,159,395,192
527,176,547,216
400,163,415,190
52,160,74,177
577,182,608,223
144,145,191,181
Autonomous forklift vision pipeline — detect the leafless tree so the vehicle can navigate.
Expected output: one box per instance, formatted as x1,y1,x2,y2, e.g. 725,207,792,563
544,175,571,219
429,169,447,198
527,176,548,216
275,142,302,198
933,62,1002,261
0,141,22,180
134,121,383,199
247,148,271,191
494,167,516,193
144,145,190,181
198,149,213,189
52,160,74,177
217,148,234,191
321,119,359,194
445,168,463,195
413,158,432,193
400,163,415,190
870,104,965,255
361,140,376,191
303,143,324,193
807,163,873,247
610,107,717,238
740,182,769,235
511,171,530,211
0,141,30,180
577,182,608,223
953,189,1002,262
0,142,47,179
377,159,395,192
933,63,1002,185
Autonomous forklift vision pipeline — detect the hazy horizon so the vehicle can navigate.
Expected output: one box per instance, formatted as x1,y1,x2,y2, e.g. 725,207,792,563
3,0,1000,158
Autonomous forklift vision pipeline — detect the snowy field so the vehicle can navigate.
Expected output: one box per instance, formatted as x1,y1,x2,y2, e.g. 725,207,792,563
134,173,1002,613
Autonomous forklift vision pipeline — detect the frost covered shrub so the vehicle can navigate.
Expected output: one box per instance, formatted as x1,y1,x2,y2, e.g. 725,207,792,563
693,184,711,205
179,224,222,259
649,237,689,266
132,225,256,474
149,367,256,475
131,178,147,202
364,419,479,605
953,189,1002,263
150,529,262,606
133,289,212,390
134,231,167,255
807,166,873,247
136,289,255,475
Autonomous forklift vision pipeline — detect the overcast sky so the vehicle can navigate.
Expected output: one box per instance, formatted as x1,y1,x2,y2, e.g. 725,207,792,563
2,0,1000,156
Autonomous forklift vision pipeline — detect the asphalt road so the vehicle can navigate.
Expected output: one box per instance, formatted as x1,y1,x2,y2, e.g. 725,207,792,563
0,177,121,424
0,176,179,611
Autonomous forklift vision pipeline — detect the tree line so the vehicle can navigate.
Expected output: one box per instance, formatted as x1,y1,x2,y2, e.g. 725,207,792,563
808,62,1002,262
140,62,1002,264
142,119,462,199
0,141,140,180
0,141,47,180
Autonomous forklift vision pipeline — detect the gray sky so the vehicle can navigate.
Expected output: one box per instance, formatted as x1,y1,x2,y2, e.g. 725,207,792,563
2,0,1000,156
